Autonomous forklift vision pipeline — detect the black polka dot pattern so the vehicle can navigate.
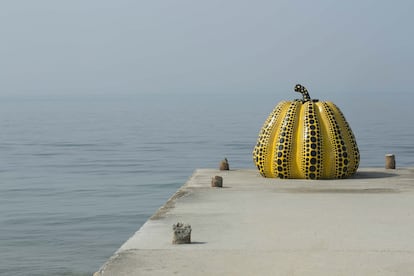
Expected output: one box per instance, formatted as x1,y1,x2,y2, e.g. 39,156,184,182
320,103,352,178
294,84,311,101
273,101,300,179
301,102,322,179
252,85,360,179
253,101,287,176
326,102,360,176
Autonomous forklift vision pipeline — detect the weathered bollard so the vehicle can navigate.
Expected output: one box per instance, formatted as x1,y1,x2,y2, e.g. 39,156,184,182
385,154,396,169
211,176,223,187
172,222,191,244
219,158,229,170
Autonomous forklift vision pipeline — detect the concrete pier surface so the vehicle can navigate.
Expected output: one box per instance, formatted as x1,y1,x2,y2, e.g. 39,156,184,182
95,168,414,276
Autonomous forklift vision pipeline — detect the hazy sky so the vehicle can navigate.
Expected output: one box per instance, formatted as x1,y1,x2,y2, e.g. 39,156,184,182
1,1,413,97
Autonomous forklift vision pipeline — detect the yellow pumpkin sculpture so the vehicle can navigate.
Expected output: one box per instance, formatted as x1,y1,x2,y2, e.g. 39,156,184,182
253,84,359,179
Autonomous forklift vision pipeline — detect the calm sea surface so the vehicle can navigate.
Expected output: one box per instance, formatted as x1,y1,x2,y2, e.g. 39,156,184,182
1,92,413,275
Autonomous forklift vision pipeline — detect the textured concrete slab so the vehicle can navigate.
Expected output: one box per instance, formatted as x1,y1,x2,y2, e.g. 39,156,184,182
94,168,414,276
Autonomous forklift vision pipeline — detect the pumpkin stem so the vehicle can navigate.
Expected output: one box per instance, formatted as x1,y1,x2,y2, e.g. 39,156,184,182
294,84,311,101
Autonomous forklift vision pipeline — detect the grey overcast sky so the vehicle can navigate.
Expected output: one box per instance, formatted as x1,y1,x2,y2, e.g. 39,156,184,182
0,0,413,97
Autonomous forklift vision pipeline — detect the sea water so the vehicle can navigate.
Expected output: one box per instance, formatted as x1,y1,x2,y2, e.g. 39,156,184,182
1,92,413,275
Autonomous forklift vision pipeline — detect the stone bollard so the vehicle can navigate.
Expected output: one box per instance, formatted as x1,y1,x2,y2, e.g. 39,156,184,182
211,176,223,187
385,154,396,169
219,158,229,170
172,222,191,244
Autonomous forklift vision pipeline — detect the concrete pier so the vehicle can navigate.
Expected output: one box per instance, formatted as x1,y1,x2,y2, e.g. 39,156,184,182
95,168,414,275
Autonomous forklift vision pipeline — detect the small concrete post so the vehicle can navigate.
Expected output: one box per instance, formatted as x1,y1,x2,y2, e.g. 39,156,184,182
211,176,223,187
385,154,396,169
172,222,191,244
219,158,229,170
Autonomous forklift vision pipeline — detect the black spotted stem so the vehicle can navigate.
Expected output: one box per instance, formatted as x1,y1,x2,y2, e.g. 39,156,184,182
294,84,311,102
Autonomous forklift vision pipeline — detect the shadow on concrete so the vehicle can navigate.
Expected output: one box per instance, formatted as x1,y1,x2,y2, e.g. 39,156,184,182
190,241,207,245
352,171,398,179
